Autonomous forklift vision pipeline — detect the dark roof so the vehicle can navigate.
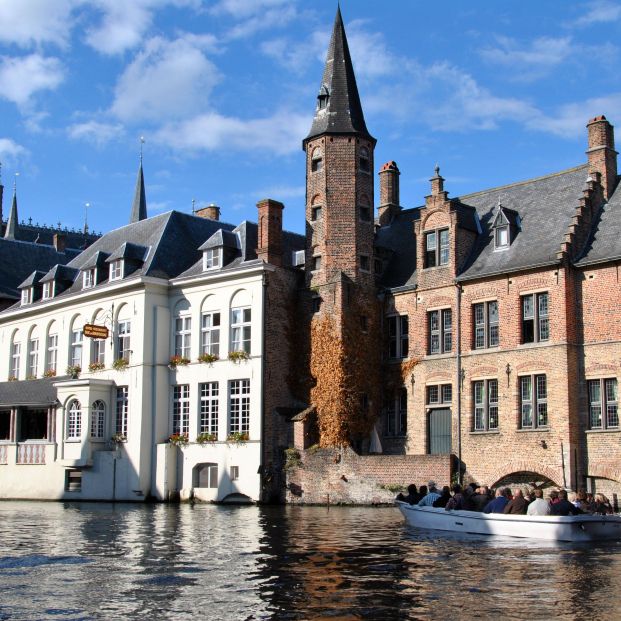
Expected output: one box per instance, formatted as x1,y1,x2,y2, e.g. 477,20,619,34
0,376,63,407
129,161,147,223
199,229,239,251
40,264,79,284
0,238,79,301
18,270,46,289
81,250,110,270
575,176,621,266
106,241,149,262
4,191,18,240
304,7,374,145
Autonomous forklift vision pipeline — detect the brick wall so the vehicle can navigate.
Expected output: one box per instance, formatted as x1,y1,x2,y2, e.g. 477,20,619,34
285,447,452,505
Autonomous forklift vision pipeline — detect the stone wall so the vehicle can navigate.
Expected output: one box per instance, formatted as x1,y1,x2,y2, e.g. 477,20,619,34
285,447,452,505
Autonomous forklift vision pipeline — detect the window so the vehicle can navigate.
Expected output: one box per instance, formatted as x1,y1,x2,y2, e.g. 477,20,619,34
70,329,83,368
229,379,250,434
473,380,499,431
359,205,371,221
359,147,370,173
312,256,322,271
203,248,221,270
495,226,509,249
425,229,449,267
67,400,82,440
28,338,39,378
360,255,370,272
47,333,58,374
201,312,220,357
427,384,452,404
230,465,239,481
522,293,549,343
21,288,32,305
117,320,131,361
374,259,383,274
91,338,105,366
65,470,82,492
311,206,322,221
91,400,105,439
174,316,191,358
311,297,322,313
200,463,218,488
386,388,407,436
42,281,53,300
115,387,128,437
231,308,251,354
110,260,123,281
588,379,619,429
387,315,409,359
10,342,21,379
473,301,499,349
429,309,452,354
311,147,323,172
83,269,95,289
520,375,548,428
173,385,190,436
200,382,219,435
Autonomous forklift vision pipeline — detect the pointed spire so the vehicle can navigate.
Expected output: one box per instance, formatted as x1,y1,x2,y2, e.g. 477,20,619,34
304,6,374,145
129,137,147,223
0,161,4,228
5,175,18,240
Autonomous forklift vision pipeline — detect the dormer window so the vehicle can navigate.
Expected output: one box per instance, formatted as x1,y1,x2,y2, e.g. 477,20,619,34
311,147,323,173
425,229,449,267
317,85,329,110
203,248,222,271
495,225,509,249
21,288,32,305
359,147,370,173
42,282,54,300
83,269,96,289
110,260,123,281
492,201,516,250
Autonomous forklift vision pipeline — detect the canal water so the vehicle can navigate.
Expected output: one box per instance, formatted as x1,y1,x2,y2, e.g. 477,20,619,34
1,502,620,620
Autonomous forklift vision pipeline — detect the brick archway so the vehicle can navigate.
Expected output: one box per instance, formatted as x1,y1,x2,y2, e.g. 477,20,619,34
487,461,561,488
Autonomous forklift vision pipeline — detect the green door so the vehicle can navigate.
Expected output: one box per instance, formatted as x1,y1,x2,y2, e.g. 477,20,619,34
429,408,452,454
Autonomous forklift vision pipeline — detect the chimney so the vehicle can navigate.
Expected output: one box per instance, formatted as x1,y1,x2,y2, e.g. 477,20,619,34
378,161,400,226
256,198,284,267
587,115,618,200
195,203,220,221
53,233,66,253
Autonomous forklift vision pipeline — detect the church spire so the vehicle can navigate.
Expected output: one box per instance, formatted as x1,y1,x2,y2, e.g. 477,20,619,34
4,176,18,240
129,137,147,223
304,6,374,145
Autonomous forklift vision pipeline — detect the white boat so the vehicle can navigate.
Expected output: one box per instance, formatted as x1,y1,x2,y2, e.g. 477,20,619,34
396,501,621,542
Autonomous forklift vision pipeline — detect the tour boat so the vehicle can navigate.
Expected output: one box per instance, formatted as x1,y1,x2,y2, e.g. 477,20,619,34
396,501,621,542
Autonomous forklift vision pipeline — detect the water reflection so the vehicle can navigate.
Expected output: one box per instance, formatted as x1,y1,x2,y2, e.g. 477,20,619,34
0,502,620,620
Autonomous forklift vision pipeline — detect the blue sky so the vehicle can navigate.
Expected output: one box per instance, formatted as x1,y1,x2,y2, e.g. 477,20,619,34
2,1,621,237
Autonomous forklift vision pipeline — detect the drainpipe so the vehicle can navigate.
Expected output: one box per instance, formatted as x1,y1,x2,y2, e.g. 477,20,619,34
455,282,462,485
259,270,267,501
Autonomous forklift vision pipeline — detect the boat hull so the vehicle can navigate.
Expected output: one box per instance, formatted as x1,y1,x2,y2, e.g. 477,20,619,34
396,501,621,542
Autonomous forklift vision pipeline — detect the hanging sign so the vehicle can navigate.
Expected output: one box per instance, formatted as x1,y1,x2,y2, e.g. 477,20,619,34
83,324,109,339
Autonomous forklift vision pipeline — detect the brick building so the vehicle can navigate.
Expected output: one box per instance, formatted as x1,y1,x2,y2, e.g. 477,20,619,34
293,7,621,500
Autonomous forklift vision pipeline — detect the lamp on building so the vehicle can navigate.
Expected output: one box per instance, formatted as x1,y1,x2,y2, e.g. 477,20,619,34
410,373,415,390
460,367,465,389
540,440,547,449
505,363,511,386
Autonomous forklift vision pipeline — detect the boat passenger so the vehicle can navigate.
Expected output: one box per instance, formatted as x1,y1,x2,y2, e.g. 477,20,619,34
396,484,419,505
549,490,582,516
526,489,550,515
592,493,614,515
483,487,510,514
470,486,490,512
575,490,590,512
433,486,452,508
503,489,528,515
418,481,441,506
445,484,465,511
462,483,477,510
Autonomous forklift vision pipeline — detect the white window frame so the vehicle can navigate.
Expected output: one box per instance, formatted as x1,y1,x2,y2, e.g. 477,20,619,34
473,379,499,431
230,307,251,354
588,378,619,430
174,315,192,358
425,228,449,268
91,338,105,366
21,288,32,305
83,269,95,289
70,329,83,368
203,248,222,271
115,386,128,437
473,301,499,349
229,379,250,434
67,400,82,440
10,342,21,379
90,400,106,439
521,292,549,344
172,385,190,436
47,333,58,373
116,320,131,361
109,259,123,281
201,311,220,357
200,382,219,435
42,281,54,300
28,338,39,378
494,225,510,249
520,374,548,429
429,308,452,354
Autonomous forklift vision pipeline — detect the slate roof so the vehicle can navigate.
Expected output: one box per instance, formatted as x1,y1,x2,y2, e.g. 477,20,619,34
129,162,147,223
0,376,64,407
304,7,374,145
199,229,239,251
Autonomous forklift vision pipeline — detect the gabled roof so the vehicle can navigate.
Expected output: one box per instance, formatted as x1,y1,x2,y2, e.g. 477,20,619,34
18,270,46,289
199,229,239,251
304,7,374,145
39,264,79,284
106,242,149,263
81,250,110,270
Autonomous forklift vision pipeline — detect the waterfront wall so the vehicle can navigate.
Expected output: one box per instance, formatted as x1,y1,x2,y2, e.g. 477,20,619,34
285,447,452,505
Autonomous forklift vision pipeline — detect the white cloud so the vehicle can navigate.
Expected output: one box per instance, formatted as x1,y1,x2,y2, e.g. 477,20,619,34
347,20,399,80
0,54,65,107
0,138,29,167
573,0,621,27
0,0,74,48
110,35,220,123
210,0,292,19
261,30,328,73
67,120,125,146
251,185,305,199
479,36,573,82
154,110,309,155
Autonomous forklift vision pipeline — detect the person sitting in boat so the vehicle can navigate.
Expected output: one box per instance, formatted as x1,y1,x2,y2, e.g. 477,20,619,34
433,486,452,508
526,488,550,515
574,490,590,512
549,489,583,516
396,484,419,505
462,483,477,510
592,493,614,515
445,484,465,511
483,487,511,513
503,488,529,515
417,481,441,506
470,486,491,512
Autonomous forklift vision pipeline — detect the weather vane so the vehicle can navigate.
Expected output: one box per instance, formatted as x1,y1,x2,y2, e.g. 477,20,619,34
84,202,90,234
13,171,19,192
140,136,145,163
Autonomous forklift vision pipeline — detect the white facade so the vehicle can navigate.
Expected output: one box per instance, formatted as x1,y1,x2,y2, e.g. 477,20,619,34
0,263,270,502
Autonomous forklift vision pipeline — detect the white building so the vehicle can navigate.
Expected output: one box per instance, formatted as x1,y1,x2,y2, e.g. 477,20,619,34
0,174,304,502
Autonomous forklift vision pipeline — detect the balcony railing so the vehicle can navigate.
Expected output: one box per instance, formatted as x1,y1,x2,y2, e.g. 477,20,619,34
17,443,47,465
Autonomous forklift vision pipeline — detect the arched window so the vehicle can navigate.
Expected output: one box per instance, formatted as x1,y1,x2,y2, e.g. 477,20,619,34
90,400,105,439
359,147,370,173
27,327,39,379
311,147,323,173
67,400,82,440
9,330,21,380
115,304,131,363
201,296,220,359
173,300,191,359
311,194,322,222
230,290,252,355
69,316,84,369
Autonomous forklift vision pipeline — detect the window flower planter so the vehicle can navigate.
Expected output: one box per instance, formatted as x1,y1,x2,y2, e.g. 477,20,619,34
43,369,56,378
198,353,219,365
228,350,249,364
168,433,189,447
196,432,217,445
89,361,105,372
111,433,127,444
226,431,249,444
168,355,190,369
66,365,81,379
112,358,129,371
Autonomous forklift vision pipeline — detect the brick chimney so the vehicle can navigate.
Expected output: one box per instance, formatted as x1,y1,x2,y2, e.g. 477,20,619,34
587,115,618,200
53,233,66,253
256,198,284,266
195,203,220,220
378,161,400,226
